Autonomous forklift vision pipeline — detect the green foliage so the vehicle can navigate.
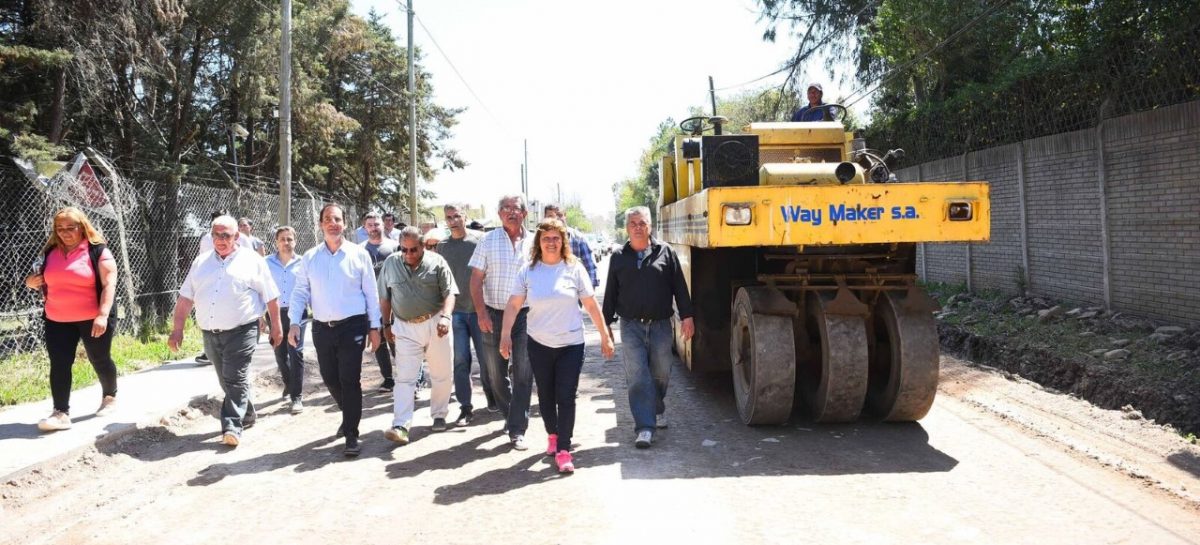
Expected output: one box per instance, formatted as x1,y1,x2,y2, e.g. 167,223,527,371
612,119,676,229
0,321,204,406
757,0,1200,164
563,205,593,232
0,0,463,212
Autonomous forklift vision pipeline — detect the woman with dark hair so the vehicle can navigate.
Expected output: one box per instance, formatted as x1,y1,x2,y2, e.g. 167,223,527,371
499,218,614,473
24,206,119,432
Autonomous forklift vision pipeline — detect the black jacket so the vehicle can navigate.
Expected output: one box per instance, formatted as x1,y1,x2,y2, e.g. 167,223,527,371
602,238,693,326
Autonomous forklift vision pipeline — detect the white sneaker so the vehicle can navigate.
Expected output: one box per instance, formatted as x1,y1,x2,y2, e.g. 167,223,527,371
511,435,529,451
635,430,653,449
96,395,117,416
289,398,304,415
38,411,72,432
655,413,668,429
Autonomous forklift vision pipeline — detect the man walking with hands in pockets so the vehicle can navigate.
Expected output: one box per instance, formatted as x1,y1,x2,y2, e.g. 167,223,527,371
289,203,382,457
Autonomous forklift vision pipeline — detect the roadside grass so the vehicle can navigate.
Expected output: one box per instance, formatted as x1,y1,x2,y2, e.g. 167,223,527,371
0,321,204,406
926,282,1198,387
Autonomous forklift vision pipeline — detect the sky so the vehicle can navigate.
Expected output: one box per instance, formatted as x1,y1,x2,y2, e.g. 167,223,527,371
353,0,834,223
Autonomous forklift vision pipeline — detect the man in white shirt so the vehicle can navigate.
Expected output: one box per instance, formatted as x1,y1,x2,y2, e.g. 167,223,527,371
238,217,268,256
168,215,283,447
469,194,535,450
198,209,254,254
382,212,403,241
289,203,382,458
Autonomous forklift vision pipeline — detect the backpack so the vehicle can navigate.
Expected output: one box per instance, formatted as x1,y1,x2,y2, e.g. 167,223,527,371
41,242,109,303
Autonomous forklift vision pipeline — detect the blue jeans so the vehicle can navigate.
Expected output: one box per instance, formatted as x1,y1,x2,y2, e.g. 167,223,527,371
619,318,674,433
480,306,533,436
201,321,260,435
452,311,491,412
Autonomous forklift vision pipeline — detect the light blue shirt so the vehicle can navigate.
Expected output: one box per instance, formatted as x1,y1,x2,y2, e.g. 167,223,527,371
179,247,279,331
266,253,302,308
289,240,382,328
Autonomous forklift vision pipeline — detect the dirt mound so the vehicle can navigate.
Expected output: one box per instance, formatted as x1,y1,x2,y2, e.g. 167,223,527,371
927,285,1200,437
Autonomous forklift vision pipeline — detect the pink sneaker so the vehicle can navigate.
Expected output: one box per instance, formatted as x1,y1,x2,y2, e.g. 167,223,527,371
555,451,575,473
545,434,557,456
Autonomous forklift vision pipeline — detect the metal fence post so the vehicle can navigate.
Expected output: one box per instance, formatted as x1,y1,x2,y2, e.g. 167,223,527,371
1096,119,1113,310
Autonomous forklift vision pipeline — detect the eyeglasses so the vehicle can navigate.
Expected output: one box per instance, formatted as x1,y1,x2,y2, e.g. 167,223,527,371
540,236,563,244
212,232,236,240
399,246,422,254
499,205,522,213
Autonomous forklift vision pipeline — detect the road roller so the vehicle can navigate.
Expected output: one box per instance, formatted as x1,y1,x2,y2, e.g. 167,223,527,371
657,111,990,425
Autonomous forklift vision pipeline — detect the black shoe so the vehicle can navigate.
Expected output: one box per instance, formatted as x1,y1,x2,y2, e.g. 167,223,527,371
431,417,447,432
379,379,395,392
336,423,345,438
486,404,500,413
344,437,361,457
195,353,211,365
454,409,473,427
243,418,256,430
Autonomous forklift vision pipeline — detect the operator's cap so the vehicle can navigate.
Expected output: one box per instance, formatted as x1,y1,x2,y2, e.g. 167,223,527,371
807,82,823,92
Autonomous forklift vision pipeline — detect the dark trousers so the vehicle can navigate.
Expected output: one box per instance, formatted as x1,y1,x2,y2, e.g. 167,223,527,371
373,337,395,383
312,314,368,441
528,339,584,453
201,321,260,435
273,310,307,400
44,317,118,414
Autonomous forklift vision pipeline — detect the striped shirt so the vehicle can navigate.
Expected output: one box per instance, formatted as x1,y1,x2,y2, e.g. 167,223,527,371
468,227,534,310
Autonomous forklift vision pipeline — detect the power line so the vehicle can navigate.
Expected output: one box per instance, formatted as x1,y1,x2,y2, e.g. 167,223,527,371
398,1,512,136
713,0,879,93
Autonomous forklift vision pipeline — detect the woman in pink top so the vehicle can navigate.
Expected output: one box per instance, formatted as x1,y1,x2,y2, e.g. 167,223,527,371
24,207,119,432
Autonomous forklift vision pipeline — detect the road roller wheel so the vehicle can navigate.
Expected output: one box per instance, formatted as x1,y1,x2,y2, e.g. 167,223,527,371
799,292,869,422
866,290,940,421
730,287,796,425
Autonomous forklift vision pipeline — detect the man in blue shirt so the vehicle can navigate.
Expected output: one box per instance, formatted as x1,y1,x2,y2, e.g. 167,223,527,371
289,203,382,457
791,82,830,122
266,226,306,414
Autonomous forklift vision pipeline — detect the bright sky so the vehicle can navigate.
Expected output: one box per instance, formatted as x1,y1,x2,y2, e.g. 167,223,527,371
354,0,819,222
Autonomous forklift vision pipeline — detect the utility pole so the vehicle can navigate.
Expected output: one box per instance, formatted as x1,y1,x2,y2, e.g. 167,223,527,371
408,0,419,225
523,139,529,203
278,0,292,226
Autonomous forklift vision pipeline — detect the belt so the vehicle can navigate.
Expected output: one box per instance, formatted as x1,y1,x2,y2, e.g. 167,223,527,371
626,316,665,325
204,320,257,334
399,312,438,324
313,314,366,328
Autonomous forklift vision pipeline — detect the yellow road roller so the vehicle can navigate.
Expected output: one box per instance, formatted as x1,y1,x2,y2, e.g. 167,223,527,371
658,111,990,425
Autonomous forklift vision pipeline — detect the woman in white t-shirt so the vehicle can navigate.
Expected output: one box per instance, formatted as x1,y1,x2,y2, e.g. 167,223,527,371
500,219,614,473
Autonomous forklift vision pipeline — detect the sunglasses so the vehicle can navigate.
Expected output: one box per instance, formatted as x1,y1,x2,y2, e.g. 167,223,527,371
212,232,236,240
399,246,422,254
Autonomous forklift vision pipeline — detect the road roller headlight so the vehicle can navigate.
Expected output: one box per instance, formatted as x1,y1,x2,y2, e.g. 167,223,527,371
723,203,753,226
948,201,973,221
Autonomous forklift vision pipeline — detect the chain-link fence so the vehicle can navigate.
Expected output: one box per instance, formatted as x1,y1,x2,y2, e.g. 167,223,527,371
0,160,359,365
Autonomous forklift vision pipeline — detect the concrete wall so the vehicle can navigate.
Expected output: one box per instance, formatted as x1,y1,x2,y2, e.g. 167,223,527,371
899,100,1200,325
